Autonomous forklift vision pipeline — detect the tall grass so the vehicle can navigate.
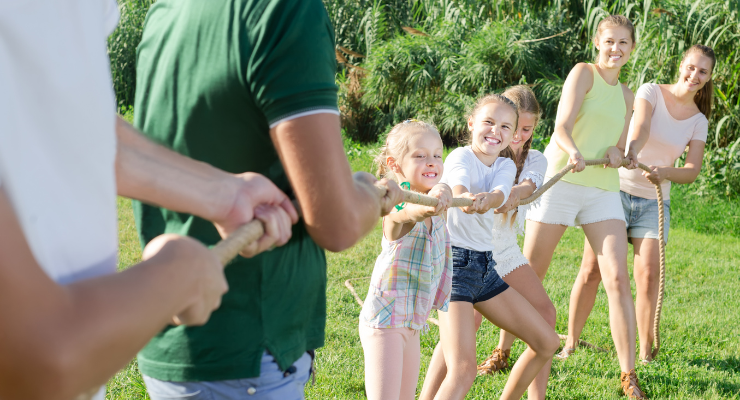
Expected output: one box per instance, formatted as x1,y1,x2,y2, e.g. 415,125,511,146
331,0,740,151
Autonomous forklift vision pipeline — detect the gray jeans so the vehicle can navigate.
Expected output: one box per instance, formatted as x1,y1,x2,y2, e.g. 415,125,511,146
143,351,312,400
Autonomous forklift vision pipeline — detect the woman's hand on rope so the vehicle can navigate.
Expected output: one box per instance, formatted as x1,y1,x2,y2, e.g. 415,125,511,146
568,150,586,172
428,183,452,215
642,165,667,184
604,146,623,169
213,172,298,258
624,148,639,170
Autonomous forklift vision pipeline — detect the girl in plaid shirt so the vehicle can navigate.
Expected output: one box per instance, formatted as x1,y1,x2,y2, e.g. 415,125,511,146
359,120,453,400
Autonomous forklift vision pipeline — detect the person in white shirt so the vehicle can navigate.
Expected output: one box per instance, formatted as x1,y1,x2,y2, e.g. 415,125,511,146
0,2,300,399
420,94,559,400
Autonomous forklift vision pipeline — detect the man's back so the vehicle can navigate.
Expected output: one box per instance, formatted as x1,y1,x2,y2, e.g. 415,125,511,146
134,0,339,382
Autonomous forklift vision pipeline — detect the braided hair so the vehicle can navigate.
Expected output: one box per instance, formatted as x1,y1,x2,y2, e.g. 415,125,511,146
501,85,541,183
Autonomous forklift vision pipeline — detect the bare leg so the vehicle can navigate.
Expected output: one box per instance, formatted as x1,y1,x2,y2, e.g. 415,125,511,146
564,238,603,350
475,289,560,400
430,302,478,400
419,341,447,400
496,265,557,400
581,220,636,373
632,238,660,361
522,221,568,280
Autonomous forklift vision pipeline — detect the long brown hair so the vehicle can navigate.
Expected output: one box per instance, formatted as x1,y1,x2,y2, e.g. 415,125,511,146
681,44,716,118
501,85,541,183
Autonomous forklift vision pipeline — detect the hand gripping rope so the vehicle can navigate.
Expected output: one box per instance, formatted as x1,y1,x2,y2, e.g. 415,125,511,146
343,158,667,359
74,158,666,400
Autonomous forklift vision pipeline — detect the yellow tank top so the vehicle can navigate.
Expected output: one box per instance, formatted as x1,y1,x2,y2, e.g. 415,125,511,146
543,64,626,191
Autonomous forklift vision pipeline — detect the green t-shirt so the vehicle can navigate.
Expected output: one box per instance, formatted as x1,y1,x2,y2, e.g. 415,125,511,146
132,0,338,381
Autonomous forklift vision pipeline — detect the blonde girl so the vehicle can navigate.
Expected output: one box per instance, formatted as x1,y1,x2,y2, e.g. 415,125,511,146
419,94,559,400
564,44,715,364
523,15,646,398
359,120,453,400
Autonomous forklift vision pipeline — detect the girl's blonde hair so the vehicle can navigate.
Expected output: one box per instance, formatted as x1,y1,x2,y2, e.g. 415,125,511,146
593,14,635,44
502,85,541,183
682,44,716,118
374,119,440,181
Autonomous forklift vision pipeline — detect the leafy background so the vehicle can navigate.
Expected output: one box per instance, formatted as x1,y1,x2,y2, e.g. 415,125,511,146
108,0,740,197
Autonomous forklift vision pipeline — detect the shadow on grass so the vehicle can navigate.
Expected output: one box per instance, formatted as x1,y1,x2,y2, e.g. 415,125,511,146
689,355,740,374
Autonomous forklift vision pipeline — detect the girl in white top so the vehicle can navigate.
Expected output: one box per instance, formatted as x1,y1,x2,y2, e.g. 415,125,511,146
420,94,559,400
471,86,555,400
564,45,714,364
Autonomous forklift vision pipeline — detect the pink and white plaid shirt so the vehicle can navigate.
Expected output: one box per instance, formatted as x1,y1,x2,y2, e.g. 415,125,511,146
360,215,452,330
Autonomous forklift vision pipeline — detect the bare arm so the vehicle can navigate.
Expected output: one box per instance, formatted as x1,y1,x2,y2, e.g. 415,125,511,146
494,180,537,214
624,97,653,167
383,183,451,241
116,117,296,255
451,184,505,214
643,140,705,184
0,190,226,400
604,84,635,168
552,63,593,173
269,113,402,252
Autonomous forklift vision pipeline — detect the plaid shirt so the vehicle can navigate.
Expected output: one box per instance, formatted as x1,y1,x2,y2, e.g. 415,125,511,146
360,215,452,330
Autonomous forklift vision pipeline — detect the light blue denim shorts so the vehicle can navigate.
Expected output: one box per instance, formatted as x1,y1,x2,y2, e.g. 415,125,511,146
621,191,671,243
143,351,312,400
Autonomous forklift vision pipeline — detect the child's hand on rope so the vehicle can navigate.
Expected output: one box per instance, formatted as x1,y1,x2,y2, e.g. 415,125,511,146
568,150,586,172
494,188,520,214
642,165,667,184
604,146,623,168
458,192,480,214
428,183,452,215
403,203,441,222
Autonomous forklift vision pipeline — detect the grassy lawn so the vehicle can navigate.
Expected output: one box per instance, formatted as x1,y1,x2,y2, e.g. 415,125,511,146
106,142,740,399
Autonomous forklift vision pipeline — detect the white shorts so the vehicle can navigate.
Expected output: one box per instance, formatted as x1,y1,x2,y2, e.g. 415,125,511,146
526,180,626,226
492,243,529,278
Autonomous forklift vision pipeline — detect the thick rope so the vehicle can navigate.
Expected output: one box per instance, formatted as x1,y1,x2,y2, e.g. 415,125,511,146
517,157,665,359
77,157,666,399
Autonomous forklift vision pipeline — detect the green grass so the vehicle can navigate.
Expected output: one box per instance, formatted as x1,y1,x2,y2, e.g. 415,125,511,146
106,144,740,399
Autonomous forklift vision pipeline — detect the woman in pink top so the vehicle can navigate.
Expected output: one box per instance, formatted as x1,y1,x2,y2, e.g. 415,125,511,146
561,44,715,364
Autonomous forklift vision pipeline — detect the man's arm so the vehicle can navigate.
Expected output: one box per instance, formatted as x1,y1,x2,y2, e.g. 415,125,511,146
0,190,227,400
116,117,296,255
270,113,402,252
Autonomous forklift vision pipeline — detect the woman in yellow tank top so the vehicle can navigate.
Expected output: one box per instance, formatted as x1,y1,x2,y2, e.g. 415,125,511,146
524,15,647,399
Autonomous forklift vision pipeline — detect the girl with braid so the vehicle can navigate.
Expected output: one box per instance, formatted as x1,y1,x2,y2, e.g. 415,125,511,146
420,87,556,400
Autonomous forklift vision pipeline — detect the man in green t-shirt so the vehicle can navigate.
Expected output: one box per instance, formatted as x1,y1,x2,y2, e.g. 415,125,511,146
133,0,401,398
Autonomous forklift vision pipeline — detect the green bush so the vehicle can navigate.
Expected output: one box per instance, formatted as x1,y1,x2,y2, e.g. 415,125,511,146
108,0,155,111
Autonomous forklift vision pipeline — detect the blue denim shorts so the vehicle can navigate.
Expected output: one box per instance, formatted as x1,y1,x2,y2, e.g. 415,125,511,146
143,351,312,400
450,246,509,304
621,191,671,243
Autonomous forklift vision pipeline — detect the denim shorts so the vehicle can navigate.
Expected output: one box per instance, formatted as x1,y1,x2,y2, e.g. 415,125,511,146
450,246,509,304
621,191,671,243
143,351,312,400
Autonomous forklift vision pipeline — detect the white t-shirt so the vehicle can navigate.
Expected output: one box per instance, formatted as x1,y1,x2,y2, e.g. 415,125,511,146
441,146,516,252
620,83,708,200
0,0,120,293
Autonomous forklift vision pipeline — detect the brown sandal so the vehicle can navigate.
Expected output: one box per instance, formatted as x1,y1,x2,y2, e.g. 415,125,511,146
477,348,510,375
621,369,647,399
